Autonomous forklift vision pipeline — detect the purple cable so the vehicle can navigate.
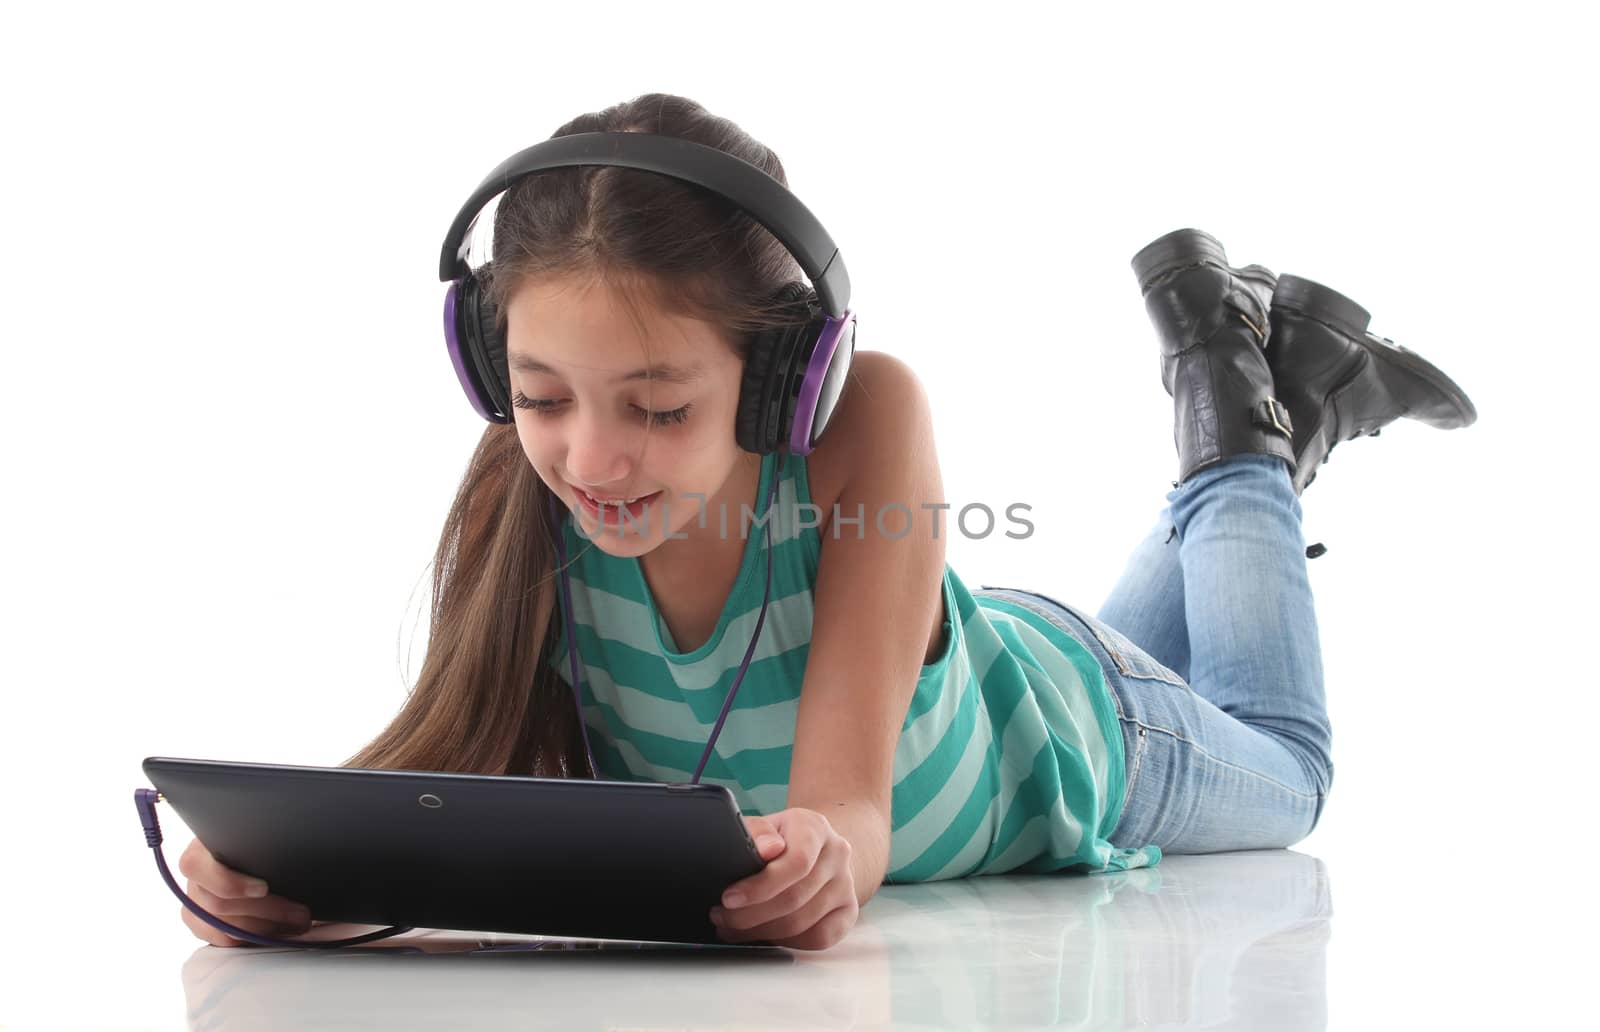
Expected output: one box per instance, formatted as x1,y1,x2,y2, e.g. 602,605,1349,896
691,454,783,783
551,453,786,786
133,789,412,950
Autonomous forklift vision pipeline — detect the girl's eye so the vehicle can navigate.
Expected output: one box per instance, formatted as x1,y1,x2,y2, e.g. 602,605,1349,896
511,392,693,428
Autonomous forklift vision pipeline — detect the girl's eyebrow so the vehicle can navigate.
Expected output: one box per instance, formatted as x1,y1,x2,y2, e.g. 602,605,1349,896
508,353,704,385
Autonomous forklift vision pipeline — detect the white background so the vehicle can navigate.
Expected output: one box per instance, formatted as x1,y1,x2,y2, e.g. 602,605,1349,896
4,1,1593,1027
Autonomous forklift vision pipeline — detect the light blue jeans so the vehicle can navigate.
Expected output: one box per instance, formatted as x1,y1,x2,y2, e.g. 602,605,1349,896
977,453,1334,853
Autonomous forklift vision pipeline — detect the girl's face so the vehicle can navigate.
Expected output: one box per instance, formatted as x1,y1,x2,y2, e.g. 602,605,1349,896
504,273,753,558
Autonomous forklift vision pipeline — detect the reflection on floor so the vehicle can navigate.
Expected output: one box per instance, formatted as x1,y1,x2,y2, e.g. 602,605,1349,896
180,850,1331,1030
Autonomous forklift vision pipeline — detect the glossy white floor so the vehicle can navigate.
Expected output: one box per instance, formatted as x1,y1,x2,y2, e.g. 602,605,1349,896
165,851,1331,1030
21,841,1572,1030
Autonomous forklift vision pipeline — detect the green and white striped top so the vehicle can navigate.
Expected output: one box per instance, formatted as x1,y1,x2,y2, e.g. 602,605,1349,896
547,449,1162,880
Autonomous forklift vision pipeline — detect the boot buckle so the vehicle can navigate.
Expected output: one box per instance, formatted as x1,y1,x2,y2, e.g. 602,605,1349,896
1238,309,1268,345
1251,398,1295,439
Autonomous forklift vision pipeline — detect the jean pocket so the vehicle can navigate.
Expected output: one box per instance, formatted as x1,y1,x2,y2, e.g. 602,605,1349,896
1057,602,1189,689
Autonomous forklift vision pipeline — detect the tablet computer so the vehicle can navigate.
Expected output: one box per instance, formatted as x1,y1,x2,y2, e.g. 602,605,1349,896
142,756,769,946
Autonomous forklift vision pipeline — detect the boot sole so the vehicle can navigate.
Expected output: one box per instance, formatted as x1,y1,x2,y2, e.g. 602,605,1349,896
1358,333,1478,428
1274,274,1478,429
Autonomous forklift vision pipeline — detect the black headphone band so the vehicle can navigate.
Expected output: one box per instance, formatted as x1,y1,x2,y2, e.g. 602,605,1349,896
437,131,851,318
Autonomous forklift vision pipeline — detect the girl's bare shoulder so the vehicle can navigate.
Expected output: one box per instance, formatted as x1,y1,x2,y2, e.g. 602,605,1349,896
801,350,934,537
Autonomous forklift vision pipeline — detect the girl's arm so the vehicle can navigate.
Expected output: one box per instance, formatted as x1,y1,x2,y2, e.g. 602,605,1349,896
785,351,948,905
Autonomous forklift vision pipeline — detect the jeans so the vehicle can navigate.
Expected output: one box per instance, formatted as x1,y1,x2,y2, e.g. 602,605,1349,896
976,453,1334,854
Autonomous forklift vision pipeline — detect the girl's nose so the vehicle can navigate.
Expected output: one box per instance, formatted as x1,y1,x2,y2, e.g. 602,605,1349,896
564,413,639,487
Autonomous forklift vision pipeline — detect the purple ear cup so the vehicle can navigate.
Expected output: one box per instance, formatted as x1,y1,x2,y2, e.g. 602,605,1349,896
444,281,500,424
443,278,513,424
735,284,855,456
790,310,856,455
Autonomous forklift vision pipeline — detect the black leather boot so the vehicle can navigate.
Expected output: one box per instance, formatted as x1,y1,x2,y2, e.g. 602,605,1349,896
1131,228,1296,487
1266,274,1478,495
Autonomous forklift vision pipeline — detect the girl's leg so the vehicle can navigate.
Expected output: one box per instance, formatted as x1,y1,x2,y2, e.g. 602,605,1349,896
1096,506,1191,683
1166,452,1333,793
1103,451,1335,852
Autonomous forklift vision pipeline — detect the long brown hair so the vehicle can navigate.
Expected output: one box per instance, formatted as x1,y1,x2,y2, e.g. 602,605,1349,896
343,93,813,778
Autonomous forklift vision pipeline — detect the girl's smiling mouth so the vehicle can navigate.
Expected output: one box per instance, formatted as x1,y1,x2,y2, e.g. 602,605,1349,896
571,484,664,523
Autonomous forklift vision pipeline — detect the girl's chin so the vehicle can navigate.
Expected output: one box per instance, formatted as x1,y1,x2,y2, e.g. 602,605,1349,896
580,524,661,554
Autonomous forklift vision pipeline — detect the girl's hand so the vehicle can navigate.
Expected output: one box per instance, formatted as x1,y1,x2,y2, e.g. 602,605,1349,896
176,837,315,946
713,807,860,950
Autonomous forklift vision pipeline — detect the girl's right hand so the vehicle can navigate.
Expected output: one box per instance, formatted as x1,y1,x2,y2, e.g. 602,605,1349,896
176,837,314,947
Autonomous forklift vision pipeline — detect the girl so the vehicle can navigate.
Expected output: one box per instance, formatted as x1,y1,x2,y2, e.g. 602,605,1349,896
177,92,1476,952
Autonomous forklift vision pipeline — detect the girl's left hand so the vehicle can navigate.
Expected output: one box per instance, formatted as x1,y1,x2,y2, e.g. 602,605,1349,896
712,807,859,950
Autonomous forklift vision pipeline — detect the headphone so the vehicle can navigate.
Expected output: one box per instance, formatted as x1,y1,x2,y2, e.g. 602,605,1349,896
438,130,857,456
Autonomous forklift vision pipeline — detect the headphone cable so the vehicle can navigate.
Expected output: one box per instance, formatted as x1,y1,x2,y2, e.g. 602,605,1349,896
134,788,413,949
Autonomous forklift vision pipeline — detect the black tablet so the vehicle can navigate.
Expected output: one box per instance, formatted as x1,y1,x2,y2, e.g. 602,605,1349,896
142,756,769,946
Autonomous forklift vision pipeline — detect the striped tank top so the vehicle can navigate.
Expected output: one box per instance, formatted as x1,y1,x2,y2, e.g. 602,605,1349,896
547,449,1162,879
